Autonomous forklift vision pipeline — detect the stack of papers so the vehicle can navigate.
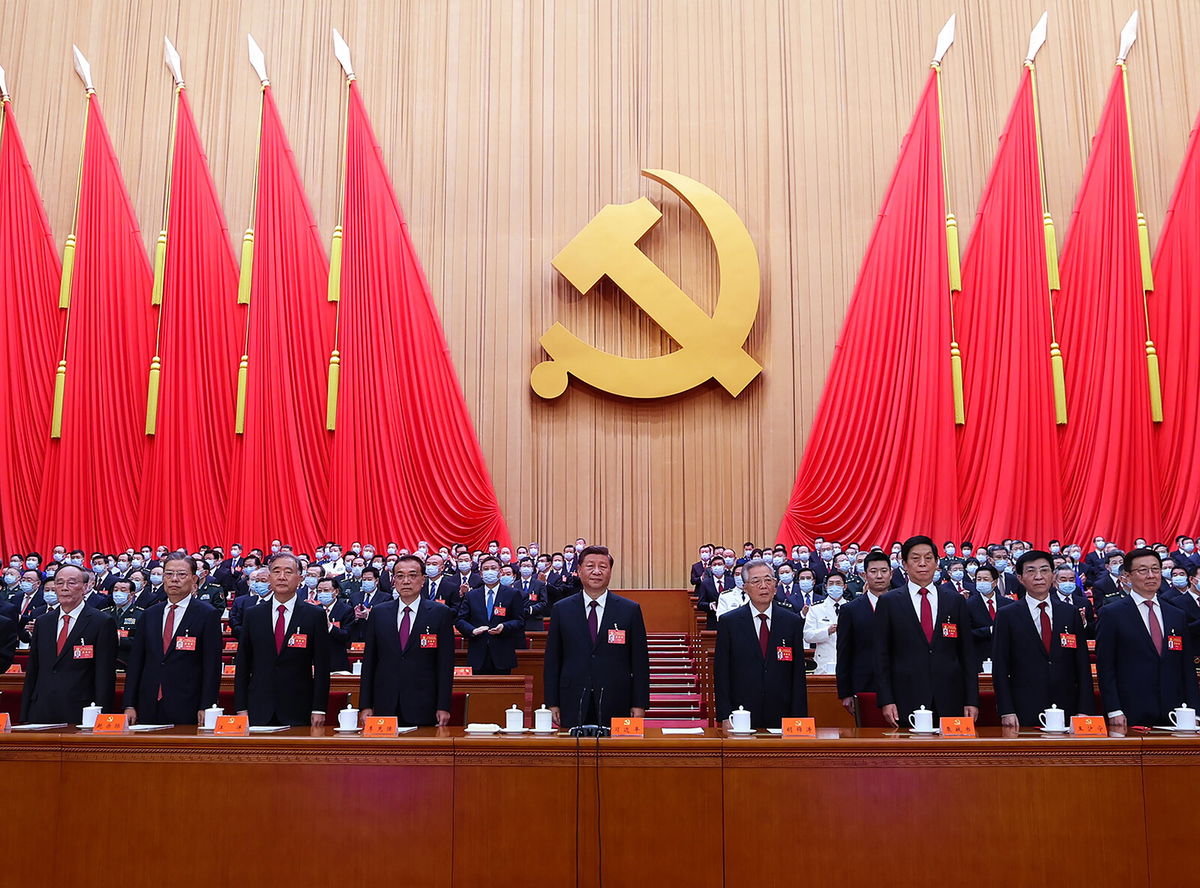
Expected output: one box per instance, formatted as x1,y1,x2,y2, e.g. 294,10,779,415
12,724,69,731
247,725,291,733
129,724,175,732
661,727,706,735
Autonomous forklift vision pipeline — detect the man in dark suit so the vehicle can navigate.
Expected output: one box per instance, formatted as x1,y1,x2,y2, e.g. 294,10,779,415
314,576,355,673
544,545,650,729
1170,537,1199,572
690,544,715,586
1053,565,1096,637
1168,566,1200,653
359,555,454,726
836,551,893,715
938,559,975,598
965,564,1016,673
455,556,525,675
234,553,332,727
515,558,549,630
421,554,458,609
992,550,1093,727
778,566,823,614
1089,551,1128,611
123,554,222,726
1083,537,1110,583
875,536,979,726
19,564,117,724
1096,548,1200,731
229,568,272,640
82,571,111,611
714,558,807,728
695,563,734,630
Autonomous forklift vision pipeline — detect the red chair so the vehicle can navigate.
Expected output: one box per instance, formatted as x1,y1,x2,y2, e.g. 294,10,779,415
450,692,469,725
852,692,891,728
975,688,999,726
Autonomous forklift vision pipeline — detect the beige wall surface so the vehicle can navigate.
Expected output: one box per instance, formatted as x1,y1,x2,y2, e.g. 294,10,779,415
2,0,1197,586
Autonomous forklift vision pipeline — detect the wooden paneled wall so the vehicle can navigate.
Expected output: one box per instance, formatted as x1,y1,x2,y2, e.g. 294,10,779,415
3,0,1199,585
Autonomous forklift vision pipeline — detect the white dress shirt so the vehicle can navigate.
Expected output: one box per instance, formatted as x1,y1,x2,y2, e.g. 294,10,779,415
396,598,420,633
907,581,938,624
866,591,881,611
747,601,773,638
56,600,87,646
161,594,192,637
1107,593,1162,720
583,590,609,626
1024,592,1053,628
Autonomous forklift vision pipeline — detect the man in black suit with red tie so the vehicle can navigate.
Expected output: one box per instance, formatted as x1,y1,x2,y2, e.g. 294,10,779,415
714,559,807,729
1096,549,1200,731
875,536,979,726
234,553,332,727
992,551,1093,728
515,557,549,630
455,556,525,675
19,564,117,724
836,551,892,714
544,546,650,729
359,555,454,726
965,564,1016,673
123,554,222,726
694,562,734,629
1089,550,1128,612
690,544,715,586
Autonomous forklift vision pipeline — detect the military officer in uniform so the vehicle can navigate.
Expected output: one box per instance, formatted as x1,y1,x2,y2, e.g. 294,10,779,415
100,578,144,670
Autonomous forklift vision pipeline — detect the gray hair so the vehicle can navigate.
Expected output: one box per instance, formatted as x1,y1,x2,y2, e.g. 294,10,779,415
741,558,773,579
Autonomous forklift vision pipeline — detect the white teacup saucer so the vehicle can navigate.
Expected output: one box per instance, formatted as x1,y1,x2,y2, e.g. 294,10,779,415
334,727,361,733
1154,724,1200,733
907,728,940,735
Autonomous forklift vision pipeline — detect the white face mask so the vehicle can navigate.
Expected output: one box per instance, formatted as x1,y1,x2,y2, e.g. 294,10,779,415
825,585,845,600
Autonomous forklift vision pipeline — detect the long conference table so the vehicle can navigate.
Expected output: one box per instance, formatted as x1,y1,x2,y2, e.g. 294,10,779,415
2,724,1196,888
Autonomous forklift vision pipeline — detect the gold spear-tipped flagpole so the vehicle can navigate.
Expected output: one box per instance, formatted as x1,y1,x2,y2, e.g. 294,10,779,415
235,34,270,435
1025,12,1068,424
931,15,965,425
1115,12,1162,422
51,46,97,438
325,28,355,431
144,37,186,436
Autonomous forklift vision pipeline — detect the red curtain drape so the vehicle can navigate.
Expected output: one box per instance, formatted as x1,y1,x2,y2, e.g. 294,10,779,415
777,71,959,547
36,94,154,553
328,82,511,549
955,68,1065,544
0,99,63,555
1151,108,1200,541
225,87,333,553
1056,67,1160,547
137,89,243,550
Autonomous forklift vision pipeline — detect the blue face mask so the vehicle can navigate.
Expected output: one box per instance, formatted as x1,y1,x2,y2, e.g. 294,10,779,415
149,574,163,585
251,581,270,596
481,569,500,586
3,574,17,587
42,590,59,606
976,581,994,595
351,566,364,578
317,591,335,606
734,576,744,589
1171,575,1189,589
825,585,845,600
520,566,534,579
425,565,440,578
18,580,34,594
303,576,319,589
499,575,514,587
361,580,377,594
797,579,815,593
712,566,726,577
772,556,785,566
1057,581,1077,594
777,572,793,585
111,590,130,607
950,570,964,582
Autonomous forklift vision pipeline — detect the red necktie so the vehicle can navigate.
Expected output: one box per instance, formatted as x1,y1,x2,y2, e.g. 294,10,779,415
399,605,412,649
758,613,769,657
275,604,286,653
588,601,599,644
1038,602,1051,654
56,614,71,654
919,590,933,644
987,598,996,620
1144,600,1163,656
161,603,178,653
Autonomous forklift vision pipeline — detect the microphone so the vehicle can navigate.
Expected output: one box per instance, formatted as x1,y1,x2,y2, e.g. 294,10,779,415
596,686,605,727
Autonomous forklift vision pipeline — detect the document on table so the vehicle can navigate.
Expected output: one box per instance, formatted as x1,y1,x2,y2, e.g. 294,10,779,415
660,727,706,735
248,726,291,733
12,724,70,731
129,724,175,732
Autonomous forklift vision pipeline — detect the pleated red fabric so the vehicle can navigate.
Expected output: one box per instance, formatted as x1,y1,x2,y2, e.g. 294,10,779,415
36,94,154,552
328,82,511,549
777,71,959,546
1151,108,1200,541
225,87,333,552
955,68,1065,544
137,89,243,549
0,100,63,554
1056,67,1160,546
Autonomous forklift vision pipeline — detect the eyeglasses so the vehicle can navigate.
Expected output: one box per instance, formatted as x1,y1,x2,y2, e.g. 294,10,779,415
745,576,775,586
1131,566,1162,576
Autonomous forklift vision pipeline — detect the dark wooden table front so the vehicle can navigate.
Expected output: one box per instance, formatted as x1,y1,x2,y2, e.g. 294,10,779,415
1,726,1193,888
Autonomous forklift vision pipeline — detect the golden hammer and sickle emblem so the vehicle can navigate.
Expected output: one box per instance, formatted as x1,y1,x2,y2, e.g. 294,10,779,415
531,169,762,399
